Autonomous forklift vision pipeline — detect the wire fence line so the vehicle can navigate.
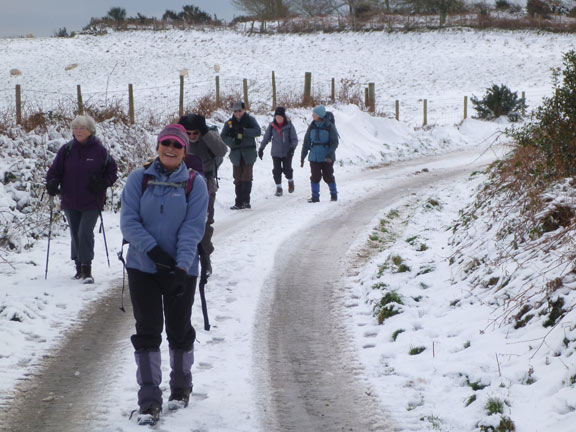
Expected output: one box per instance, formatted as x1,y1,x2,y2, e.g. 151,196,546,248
0,75,553,129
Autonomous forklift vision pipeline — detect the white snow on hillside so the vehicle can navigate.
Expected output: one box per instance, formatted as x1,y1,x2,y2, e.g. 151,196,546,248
1,28,575,431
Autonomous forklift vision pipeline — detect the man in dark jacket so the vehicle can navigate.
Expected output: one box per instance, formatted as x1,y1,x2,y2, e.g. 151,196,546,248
220,101,261,210
178,114,228,277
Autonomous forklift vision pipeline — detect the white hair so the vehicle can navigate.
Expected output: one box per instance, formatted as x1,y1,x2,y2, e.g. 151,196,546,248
70,115,97,134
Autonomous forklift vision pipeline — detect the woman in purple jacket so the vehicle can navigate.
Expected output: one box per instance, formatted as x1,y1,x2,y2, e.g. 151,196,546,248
45,115,118,283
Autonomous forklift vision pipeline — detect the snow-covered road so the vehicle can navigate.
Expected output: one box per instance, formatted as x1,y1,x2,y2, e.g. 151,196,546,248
0,143,501,431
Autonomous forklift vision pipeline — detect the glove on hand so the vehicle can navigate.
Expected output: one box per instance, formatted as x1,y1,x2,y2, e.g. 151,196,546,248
147,245,176,271
88,173,108,195
171,268,188,297
258,148,264,160
46,178,60,196
288,148,295,157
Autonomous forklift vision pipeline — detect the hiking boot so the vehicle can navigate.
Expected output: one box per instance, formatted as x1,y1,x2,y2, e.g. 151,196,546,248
288,181,295,193
308,196,319,203
275,187,283,197
230,203,243,210
81,264,94,284
168,387,191,410
136,406,161,425
242,203,251,209
330,193,338,202
72,261,82,280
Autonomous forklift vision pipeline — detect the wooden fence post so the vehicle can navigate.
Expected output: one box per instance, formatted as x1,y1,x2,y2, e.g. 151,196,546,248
364,88,369,109
243,78,249,110
395,100,399,121
15,85,22,125
179,75,184,117
423,99,428,126
215,76,220,107
521,91,526,116
368,82,375,113
303,72,312,105
272,71,277,110
331,78,335,103
77,85,84,115
128,84,134,125
463,95,467,120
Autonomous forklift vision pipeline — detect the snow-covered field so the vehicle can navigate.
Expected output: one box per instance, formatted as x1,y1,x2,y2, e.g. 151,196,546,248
0,28,575,431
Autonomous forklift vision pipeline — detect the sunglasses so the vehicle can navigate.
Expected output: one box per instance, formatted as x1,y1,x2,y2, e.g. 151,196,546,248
186,130,201,136
160,139,184,149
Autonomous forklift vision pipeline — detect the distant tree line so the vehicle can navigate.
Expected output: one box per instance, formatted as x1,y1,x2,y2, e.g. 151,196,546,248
53,0,576,37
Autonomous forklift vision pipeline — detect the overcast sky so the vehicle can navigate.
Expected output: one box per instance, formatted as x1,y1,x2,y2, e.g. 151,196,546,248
0,1,242,38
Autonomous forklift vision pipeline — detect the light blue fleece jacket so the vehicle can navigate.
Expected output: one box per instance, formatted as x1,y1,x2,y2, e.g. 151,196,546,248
120,158,208,276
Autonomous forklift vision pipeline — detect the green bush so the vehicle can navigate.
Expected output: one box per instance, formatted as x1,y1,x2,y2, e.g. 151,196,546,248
510,50,576,177
471,84,526,121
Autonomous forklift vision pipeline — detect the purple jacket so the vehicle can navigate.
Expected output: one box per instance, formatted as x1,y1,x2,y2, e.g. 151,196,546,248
46,136,118,211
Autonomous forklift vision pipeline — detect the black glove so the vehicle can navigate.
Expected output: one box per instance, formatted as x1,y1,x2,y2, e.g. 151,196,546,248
46,178,60,196
288,148,295,157
88,173,108,195
147,245,176,271
300,159,305,168
171,268,188,297
258,148,264,160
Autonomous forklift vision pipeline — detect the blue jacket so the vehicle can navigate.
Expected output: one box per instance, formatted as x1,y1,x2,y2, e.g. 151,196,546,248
301,118,338,163
120,158,208,276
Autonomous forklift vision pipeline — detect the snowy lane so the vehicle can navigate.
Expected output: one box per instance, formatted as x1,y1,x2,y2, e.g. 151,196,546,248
253,148,500,432
0,144,503,432
1,283,134,432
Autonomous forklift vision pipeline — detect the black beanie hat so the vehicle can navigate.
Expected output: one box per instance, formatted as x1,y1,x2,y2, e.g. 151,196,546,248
274,106,286,118
178,114,209,135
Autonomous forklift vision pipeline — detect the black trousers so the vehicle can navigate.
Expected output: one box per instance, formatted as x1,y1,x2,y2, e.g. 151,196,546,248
310,160,335,184
128,268,197,352
272,155,294,185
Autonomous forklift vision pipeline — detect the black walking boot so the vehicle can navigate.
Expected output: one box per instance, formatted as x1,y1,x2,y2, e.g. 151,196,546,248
72,261,82,280
81,263,94,284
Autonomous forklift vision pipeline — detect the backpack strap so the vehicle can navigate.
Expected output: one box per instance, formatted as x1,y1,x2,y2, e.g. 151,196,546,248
142,169,197,200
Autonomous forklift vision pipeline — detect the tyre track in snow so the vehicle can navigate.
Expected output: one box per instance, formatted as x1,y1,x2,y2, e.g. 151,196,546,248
253,148,501,431
0,284,134,432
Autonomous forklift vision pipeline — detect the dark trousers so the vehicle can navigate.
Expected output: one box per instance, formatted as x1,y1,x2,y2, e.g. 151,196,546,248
64,208,99,264
232,160,254,205
310,160,335,184
272,155,294,185
232,160,254,184
128,268,197,352
200,179,217,256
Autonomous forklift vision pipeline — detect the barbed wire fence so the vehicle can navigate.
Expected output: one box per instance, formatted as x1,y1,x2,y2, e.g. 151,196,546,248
0,73,553,131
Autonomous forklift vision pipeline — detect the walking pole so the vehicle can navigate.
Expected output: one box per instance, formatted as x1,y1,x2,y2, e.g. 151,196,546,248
199,265,211,331
96,195,110,268
45,195,54,279
98,208,110,268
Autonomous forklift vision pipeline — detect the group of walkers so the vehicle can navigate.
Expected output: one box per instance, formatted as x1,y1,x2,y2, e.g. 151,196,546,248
44,101,339,425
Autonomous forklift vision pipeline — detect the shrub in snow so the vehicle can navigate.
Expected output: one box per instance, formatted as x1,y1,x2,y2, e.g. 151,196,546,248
511,50,576,178
471,84,526,122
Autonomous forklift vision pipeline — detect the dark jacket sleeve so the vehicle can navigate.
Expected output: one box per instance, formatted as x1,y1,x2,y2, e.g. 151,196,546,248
326,123,339,160
243,115,262,139
260,124,273,149
46,144,68,184
301,123,312,161
104,155,118,187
